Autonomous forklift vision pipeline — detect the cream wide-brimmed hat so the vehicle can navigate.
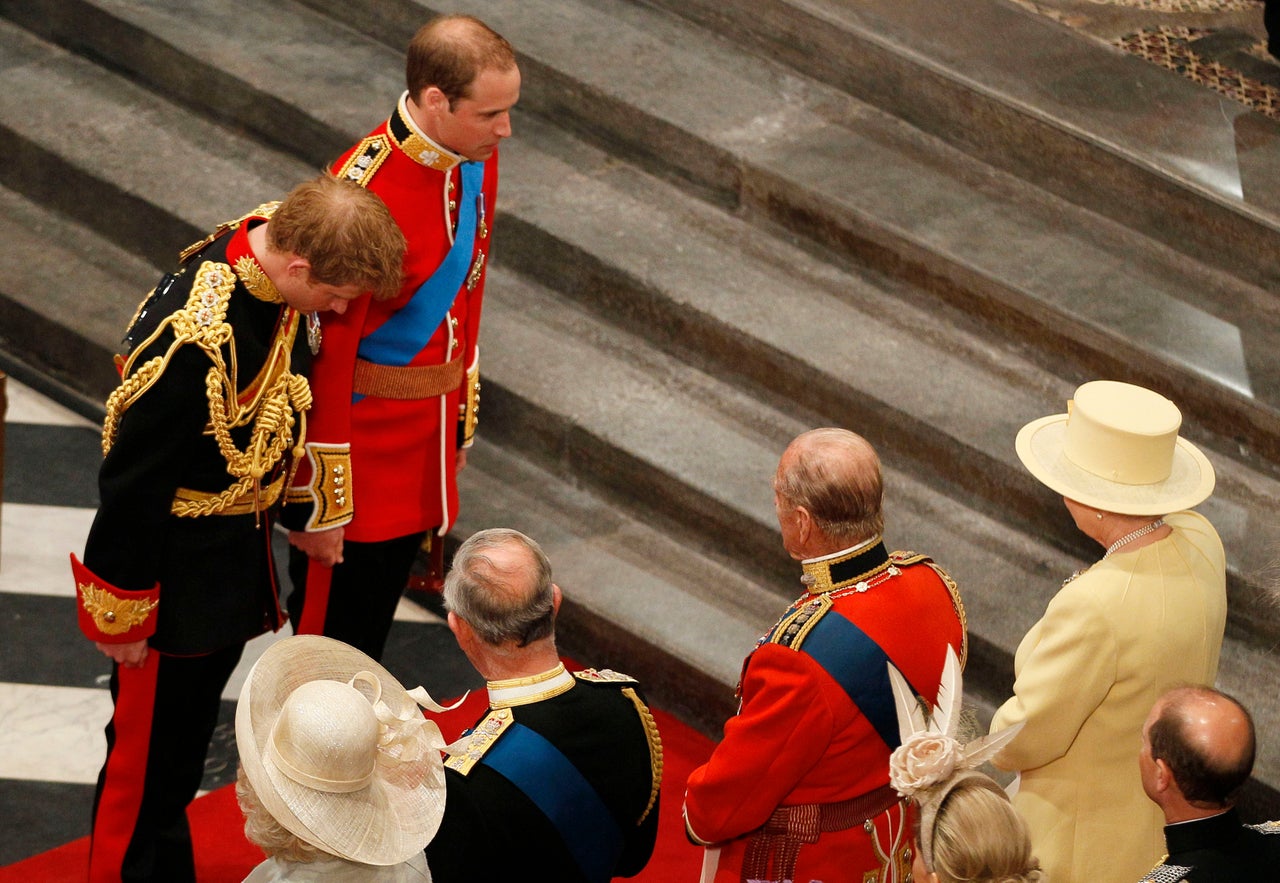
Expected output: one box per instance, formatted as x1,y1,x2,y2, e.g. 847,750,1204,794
235,635,446,866
1015,380,1214,516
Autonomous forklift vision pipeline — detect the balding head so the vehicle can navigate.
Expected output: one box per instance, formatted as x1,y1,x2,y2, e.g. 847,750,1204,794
406,14,517,107
773,429,883,555
1144,686,1255,811
442,528,556,647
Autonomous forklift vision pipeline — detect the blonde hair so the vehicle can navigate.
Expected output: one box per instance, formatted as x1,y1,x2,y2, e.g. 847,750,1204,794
929,780,1044,883
235,765,326,864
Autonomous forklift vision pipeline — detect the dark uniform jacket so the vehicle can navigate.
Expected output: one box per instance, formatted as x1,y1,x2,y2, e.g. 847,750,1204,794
1141,809,1280,882
75,211,310,654
427,665,663,883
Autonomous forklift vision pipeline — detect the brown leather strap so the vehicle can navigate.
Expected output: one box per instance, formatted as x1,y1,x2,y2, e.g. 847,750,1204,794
352,354,464,400
741,784,902,882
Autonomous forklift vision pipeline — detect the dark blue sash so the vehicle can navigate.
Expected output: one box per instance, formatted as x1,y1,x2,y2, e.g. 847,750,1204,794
800,610,904,750
354,161,485,401
481,722,622,883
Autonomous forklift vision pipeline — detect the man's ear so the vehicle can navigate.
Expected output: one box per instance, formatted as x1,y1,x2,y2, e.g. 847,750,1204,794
551,584,562,616
447,610,468,645
794,504,814,546
1153,757,1175,795
417,85,451,115
284,256,311,280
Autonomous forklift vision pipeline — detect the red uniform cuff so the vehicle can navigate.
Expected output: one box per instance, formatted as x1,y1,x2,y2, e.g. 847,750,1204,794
71,554,159,643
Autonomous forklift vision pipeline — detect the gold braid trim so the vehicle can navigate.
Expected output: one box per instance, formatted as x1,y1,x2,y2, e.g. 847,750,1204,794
103,260,310,518
462,356,480,446
622,686,663,826
102,355,166,454
78,583,158,636
921,558,968,669
174,343,309,518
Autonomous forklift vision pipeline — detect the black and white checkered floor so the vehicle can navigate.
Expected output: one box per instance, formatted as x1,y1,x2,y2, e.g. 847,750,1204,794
0,376,482,866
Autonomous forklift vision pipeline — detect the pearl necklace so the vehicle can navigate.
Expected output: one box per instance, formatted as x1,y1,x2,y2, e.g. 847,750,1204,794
1102,518,1166,560
1063,518,1165,586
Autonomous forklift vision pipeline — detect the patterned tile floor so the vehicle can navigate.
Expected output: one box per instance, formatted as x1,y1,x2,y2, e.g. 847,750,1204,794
0,374,482,866
1011,0,1280,120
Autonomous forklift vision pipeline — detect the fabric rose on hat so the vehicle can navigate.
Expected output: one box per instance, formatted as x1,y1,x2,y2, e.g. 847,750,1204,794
889,731,963,798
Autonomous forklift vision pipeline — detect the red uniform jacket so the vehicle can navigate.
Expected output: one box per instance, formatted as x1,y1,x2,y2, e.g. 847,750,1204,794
684,540,966,883
285,94,497,541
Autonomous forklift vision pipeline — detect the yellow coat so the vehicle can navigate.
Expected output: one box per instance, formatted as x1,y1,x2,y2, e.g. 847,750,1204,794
991,511,1226,883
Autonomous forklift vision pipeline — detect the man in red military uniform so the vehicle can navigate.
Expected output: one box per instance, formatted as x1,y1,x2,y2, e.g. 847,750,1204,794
284,14,520,659
684,428,967,883
73,176,405,882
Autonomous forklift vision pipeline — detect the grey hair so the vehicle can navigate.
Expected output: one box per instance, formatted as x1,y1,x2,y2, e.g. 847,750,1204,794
775,428,884,543
443,528,555,647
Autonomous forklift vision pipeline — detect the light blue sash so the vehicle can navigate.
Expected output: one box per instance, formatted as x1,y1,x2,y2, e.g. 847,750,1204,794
354,161,484,401
481,721,622,883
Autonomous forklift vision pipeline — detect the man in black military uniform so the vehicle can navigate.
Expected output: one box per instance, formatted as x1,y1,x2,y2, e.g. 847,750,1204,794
427,528,663,883
1138,685,1280,881
72,174,405,882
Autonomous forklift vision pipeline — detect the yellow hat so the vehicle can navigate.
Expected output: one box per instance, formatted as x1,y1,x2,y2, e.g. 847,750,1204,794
1015,380,1214,516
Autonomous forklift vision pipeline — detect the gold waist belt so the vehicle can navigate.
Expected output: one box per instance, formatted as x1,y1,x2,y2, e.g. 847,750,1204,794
171,475,285,516
352,354,464,400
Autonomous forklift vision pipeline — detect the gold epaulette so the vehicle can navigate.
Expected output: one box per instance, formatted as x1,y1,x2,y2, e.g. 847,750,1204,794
460,356,480,447
573,668,638,685
178,202,279,264
621,686,663,825
334,134,392,188
923,557,968,668
71,554,159,643
443,707,514,776
888,550,969,668
288,443,354,531
1249,820,1280,834
769,594,834,650
103,260,237,455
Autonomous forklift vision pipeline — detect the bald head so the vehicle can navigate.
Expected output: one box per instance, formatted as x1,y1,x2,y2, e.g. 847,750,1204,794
442,529,556,647
1147,686,1255,808
774,429,883,550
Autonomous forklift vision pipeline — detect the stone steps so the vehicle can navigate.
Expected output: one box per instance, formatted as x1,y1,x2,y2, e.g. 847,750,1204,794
634,0,1280,289
0,184,154,399
3,0,1280,816
0,18,309,264
9,0,1276,626
281,0,1280,468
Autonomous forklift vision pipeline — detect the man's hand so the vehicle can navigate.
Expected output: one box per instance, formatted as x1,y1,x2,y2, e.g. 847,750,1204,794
96,639,148,668
456,447,468,472
289,527,344,567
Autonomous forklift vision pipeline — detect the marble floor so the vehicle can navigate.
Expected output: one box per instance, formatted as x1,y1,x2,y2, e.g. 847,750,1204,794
0,377,482,866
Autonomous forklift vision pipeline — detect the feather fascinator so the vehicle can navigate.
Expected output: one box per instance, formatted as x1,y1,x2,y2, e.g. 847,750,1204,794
886,646,1023,871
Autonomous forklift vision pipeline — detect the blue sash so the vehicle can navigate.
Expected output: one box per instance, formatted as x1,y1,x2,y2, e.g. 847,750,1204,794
354,161,485,401
799,611,904,750
481,722,622,883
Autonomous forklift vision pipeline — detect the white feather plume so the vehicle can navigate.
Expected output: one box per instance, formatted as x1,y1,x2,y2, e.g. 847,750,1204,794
931,645,964,739
889,661,928,743
961,721,1024,767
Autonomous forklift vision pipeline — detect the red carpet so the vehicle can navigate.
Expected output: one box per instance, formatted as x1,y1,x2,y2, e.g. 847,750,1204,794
0,684,715,882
